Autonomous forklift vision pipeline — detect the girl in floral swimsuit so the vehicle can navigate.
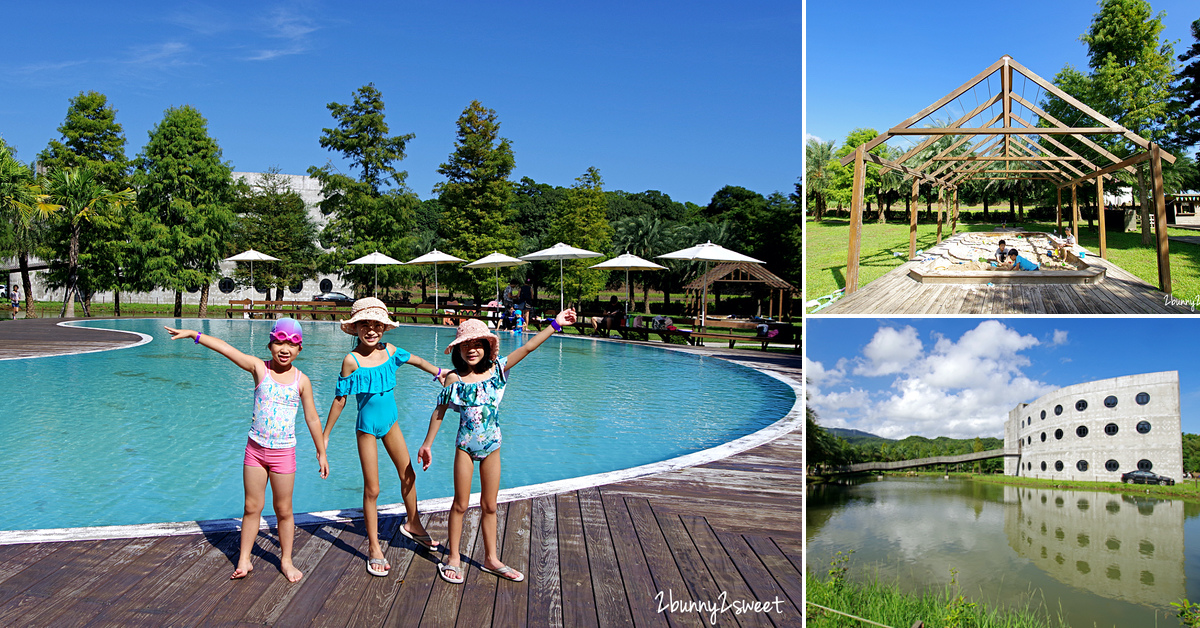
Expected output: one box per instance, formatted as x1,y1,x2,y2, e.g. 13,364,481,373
418,308,577,584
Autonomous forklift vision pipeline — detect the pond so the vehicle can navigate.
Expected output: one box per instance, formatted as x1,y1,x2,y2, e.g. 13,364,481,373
807,476,1200,627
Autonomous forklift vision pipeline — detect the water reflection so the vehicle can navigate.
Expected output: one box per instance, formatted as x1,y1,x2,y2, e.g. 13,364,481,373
1005,486,1184,606
807,477,1190,627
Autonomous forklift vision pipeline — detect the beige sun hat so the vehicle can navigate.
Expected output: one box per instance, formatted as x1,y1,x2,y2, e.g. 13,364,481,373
445,318,499,360
340,297,399,335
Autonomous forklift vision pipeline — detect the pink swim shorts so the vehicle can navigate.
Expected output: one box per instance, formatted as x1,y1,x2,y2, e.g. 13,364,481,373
243,437,297,474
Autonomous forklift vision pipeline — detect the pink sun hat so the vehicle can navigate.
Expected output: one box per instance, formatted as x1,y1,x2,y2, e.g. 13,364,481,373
340,297,399,335
445,319,499,360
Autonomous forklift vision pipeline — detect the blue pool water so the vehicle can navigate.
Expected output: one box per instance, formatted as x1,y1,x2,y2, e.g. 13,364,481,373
0,319,794,531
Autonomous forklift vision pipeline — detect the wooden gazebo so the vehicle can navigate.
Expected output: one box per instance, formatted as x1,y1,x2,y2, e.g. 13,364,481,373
682,262,795,320
837,55,1177,294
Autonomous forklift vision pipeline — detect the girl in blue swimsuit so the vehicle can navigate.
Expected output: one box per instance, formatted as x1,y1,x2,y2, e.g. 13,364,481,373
418,308,577,584
323,297,445,577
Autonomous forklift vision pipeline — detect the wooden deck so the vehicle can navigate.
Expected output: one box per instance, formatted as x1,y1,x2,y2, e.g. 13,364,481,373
0,327,802,627
823,251,1195,315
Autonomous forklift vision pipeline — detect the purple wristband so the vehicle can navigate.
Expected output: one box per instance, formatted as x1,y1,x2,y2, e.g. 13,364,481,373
549,320,562,332
194,332,202,344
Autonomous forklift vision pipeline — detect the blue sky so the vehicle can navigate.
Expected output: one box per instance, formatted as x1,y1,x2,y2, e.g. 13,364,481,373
0,1,799,206
806,318,1200,439
806,0,1198,152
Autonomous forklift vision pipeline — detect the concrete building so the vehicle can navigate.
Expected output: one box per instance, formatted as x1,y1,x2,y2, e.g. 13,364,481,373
4,172,352,306
1004,371,1182,482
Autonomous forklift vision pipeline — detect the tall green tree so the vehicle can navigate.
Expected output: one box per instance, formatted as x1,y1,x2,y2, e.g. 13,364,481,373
309,84,419,296
133,105,236,317
805,138,837,220
549,167,611,305
41,167,134,317
435,100,518,301
0,147,45,316
1176,18,1200,148
613,213,678,310
38,91,133,311
38,91,129,190
1080,0,1178,244
232,169,321,300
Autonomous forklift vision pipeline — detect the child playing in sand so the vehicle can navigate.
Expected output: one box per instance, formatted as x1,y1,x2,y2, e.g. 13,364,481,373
165,318,328,582
323,297,445,577
418,309,577,584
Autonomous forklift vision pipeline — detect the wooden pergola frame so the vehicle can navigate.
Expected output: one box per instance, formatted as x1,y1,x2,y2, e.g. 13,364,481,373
836,55,1177,294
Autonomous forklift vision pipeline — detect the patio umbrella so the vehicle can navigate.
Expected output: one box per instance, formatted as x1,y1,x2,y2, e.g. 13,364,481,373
349,251,405,298
588,252,666,314
403,249,464,311
465,252,529,302
225,249,280,304
519,242,602,311
657,241,764,327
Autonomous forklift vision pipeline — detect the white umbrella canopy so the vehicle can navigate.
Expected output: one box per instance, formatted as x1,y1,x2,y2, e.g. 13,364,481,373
589,253,667,314
657,241,763,327
465,253,528,301
403,249,465,310
225,249,280,302
349,251,407,298
520,242,602,311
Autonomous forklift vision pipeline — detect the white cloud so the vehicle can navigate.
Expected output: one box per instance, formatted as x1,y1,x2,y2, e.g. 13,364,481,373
1052,329,1069,346
247,4,319,61
854,325,923,376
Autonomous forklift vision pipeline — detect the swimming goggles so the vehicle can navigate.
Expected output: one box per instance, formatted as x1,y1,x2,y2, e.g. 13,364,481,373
270,330,303,344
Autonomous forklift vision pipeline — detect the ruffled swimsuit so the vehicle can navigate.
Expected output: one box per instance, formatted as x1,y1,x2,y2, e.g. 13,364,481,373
438,356,509,460
335,343,412,437
249,361,301,448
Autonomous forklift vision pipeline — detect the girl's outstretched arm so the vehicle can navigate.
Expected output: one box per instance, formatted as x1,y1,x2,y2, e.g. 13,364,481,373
505,308,576,369
164,327,260,374
404,353,450,385
298,373,329,478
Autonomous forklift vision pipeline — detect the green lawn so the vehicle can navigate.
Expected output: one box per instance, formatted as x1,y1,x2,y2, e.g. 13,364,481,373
805,217,1200,312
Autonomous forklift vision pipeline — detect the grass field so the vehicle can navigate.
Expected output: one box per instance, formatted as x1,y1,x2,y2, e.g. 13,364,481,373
805,217,1200,312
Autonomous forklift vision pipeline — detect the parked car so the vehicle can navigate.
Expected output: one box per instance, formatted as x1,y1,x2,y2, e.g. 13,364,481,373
1120,470,1175,486
315,291,354,304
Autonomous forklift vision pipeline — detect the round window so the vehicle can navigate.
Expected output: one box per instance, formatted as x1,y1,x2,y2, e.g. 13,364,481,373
1137,421,1151,434
1104,396,1118,408
1077,426,1088,438
219,277,235,294
1076,399,1088,411
1105,459,1119,472
186,284,200,294
1136,392,1150,405
1055,429,1063,440
1041,432,1046,442
1077,460,1089,472
1105,423,1118,436
1041,410,1046,420
1138,459,1153,471
254,283,269,294
289,281,304,294
1055,460,1064,472
320,278,334,293
1055,404,1063,416
1041,461,1047,471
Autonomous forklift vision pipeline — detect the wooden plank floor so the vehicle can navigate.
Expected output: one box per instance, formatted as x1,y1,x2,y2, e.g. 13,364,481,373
0,338,802,627
822,243,1195,315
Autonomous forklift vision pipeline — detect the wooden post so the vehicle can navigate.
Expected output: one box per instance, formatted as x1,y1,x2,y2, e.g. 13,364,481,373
936,188,944,244
1056,187,1062,234
1097,176,1107,259
1071,184,1079,244
846,145,866,294
909,179,919,259
1151,143,1171,292
951,189,959,236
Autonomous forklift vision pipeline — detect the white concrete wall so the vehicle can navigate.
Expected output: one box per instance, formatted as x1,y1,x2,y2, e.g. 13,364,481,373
1005,371,1182,482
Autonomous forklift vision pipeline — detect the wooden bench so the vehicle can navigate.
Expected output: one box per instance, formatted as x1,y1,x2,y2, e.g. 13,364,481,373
225,299,354,320
690,323,799,351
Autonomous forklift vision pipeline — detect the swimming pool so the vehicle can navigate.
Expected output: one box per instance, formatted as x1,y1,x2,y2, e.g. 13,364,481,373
0,318,794,531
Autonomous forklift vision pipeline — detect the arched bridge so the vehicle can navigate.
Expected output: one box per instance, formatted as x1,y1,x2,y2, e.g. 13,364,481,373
829,448,1019,475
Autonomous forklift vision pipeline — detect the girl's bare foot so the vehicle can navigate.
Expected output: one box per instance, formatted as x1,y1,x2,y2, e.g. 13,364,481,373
281,561,304,582
230,560,254,580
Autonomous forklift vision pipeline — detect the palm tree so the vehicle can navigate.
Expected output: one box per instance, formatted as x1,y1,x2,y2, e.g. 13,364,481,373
41,167,134,317
0,148,50,317
613,214,677,309
805,138,837,220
